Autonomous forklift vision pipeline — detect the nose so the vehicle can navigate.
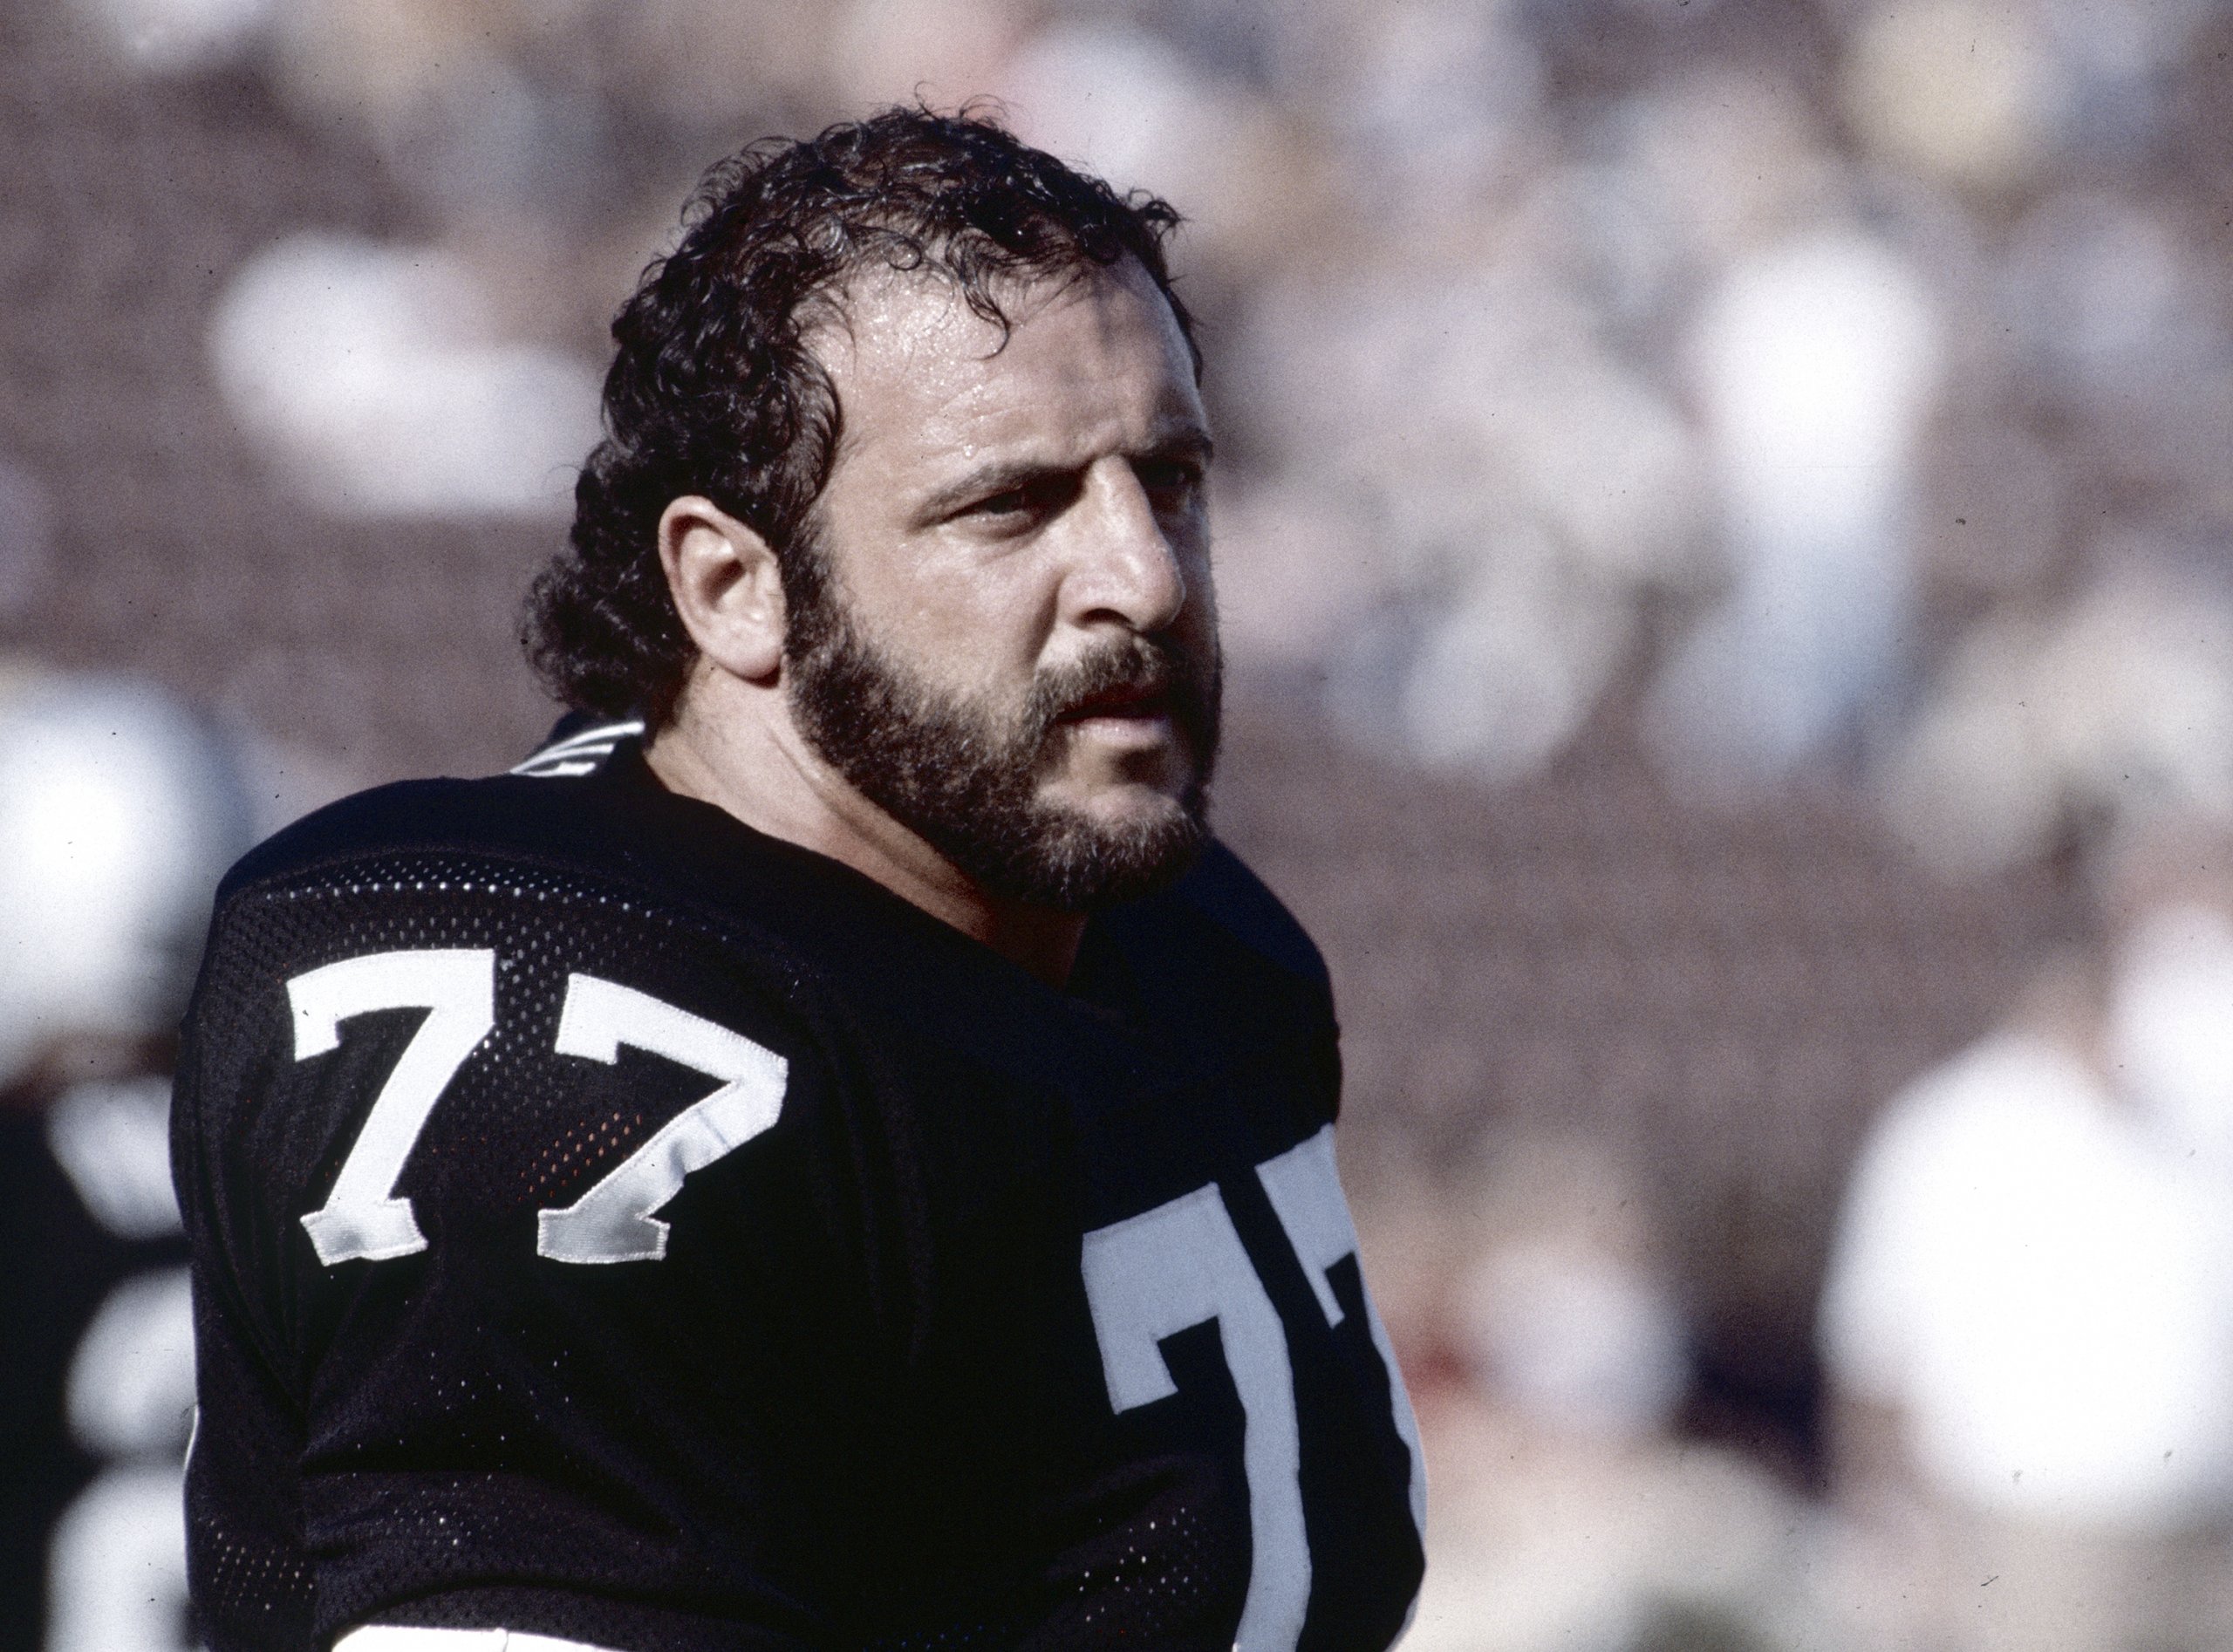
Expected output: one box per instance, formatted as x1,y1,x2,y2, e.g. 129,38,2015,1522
1062,460,1191,635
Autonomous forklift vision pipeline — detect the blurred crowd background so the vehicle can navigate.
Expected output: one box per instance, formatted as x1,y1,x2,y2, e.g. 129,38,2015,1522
4,0,2233,1647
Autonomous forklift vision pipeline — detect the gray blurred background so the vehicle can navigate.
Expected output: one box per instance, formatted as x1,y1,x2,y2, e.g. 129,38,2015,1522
5,0,2233,1647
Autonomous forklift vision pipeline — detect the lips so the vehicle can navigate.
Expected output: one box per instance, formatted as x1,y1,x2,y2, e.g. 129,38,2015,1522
1058,681,1171,722
1030,637,1213,764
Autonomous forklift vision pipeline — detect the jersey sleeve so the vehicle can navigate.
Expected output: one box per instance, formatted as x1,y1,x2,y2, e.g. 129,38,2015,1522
174,845,910,1651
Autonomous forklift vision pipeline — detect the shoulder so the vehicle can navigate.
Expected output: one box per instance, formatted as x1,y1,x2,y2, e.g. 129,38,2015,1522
222,776,496,896
221,775,593,900
190,739,961,1104
1163,840,1330,994
219,717,656,901
180,764,868,1253
194,759,834,1069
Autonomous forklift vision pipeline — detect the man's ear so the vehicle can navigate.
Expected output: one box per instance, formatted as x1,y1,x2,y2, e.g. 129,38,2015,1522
659,495,786,684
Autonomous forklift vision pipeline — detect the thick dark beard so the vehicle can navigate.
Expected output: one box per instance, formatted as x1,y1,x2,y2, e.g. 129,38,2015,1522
784,562,1222,913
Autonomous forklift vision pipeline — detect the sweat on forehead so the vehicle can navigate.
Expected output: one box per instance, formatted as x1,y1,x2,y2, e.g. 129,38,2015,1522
800,256,1167,372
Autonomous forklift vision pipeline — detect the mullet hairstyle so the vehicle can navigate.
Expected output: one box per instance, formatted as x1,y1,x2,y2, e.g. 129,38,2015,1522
522,104,1202,726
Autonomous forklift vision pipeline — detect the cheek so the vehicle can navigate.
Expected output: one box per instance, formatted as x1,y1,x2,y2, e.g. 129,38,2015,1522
896,559,1061,668
842,566,1056,709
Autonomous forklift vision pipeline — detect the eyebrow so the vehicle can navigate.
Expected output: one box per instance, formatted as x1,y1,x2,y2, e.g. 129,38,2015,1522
915,427,1215,523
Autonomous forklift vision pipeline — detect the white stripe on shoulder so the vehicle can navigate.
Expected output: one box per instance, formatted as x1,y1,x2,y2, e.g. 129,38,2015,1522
509,719,646,779
334,1627,625,1651
515,758,604,779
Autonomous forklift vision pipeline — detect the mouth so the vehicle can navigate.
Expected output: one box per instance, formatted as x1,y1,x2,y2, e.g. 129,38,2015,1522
1057,681,1173,726
1034,639,1212,774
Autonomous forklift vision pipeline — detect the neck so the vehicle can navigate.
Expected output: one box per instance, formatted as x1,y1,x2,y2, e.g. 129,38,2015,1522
642,667,1088,986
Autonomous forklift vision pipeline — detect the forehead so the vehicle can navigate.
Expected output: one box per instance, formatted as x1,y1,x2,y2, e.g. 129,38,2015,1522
808,258,1205,481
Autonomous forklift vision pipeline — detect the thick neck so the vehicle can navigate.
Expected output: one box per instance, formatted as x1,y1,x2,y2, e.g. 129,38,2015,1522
641,668,1087,987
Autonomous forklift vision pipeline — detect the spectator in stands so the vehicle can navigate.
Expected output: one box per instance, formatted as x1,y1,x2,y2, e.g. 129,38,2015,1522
1403,1139,1810,1652
1820,817,2233,1651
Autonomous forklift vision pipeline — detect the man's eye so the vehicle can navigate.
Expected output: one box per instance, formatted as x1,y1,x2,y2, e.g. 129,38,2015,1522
1137,460,1205,505
965,475,1071,524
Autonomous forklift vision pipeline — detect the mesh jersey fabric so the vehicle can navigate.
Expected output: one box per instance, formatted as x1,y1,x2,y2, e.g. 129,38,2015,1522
174,734,1424,1650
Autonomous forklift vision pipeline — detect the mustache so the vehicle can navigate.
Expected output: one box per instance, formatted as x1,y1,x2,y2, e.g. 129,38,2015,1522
1028,634,1214,734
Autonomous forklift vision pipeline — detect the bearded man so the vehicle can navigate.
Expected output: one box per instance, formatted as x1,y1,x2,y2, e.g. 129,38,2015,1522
174,107,1424,1652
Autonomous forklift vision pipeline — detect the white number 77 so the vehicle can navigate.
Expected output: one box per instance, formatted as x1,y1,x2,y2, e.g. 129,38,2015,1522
291,952,786,1268
1081,1128,1425,1652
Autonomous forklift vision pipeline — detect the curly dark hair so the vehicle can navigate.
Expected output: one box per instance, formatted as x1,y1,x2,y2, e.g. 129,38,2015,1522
522,104,1201,726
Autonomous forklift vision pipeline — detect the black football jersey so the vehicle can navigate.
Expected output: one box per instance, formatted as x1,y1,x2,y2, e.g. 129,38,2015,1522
174,726,1424,1651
